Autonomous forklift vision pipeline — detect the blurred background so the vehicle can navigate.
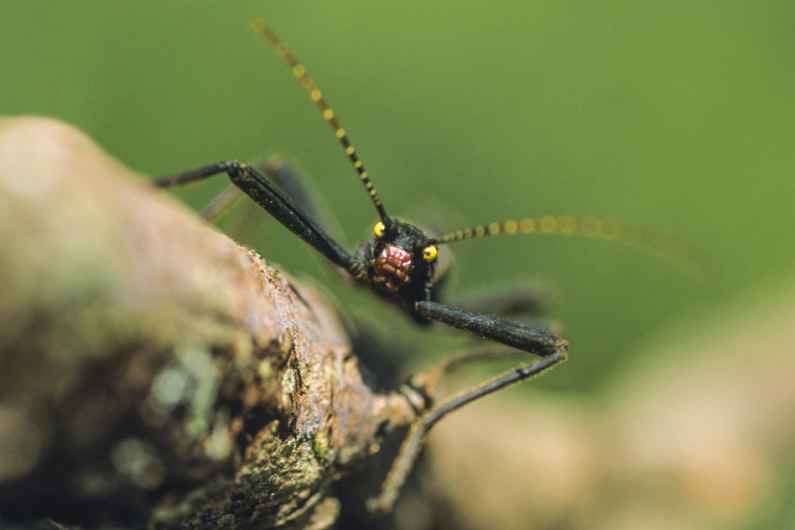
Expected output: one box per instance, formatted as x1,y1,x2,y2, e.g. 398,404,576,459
2,1,794,528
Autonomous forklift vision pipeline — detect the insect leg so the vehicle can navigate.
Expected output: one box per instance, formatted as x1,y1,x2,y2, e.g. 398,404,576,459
200,183,242,222
260,158,323,228
368,347,566,512
196,158,337,237
153,161,231,188
261,158,352,249
199,158,343,242
155,161,357,272
414,301,567,356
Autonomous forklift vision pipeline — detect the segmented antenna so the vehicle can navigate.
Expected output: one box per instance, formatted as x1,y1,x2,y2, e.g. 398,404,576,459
253,21,389,222
431,215,700,276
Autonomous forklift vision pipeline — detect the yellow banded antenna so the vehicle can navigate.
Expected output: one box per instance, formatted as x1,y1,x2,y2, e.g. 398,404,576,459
430,215,701,277
253,21,389,222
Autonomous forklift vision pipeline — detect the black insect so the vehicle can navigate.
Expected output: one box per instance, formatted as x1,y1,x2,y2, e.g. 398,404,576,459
156,23,679,512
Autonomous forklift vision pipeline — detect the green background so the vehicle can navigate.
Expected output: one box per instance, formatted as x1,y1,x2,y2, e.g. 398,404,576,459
3,2,793,389
4,2,795,528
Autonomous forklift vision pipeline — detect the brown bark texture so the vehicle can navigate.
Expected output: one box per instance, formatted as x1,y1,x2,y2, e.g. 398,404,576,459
0,117,415,529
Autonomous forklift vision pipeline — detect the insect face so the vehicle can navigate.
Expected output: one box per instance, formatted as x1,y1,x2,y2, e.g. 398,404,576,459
369,219,436,293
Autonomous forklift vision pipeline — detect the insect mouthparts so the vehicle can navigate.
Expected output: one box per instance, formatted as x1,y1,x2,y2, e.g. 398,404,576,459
373,245,413,290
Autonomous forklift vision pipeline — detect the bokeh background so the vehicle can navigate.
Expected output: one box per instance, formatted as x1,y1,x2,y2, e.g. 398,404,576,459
3,2,794,529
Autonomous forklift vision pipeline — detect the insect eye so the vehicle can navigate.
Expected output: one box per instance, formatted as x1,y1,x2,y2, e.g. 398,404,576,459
422,245,438,262
373,221,386,237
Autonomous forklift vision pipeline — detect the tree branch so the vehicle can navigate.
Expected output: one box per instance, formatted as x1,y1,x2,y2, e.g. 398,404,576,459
0,117,414,529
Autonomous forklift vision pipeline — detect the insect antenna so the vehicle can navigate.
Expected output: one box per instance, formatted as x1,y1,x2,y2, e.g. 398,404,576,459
253,21,389,223
430,215,701,277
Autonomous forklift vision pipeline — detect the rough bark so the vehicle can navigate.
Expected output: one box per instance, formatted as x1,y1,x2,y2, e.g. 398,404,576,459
0,117,414,529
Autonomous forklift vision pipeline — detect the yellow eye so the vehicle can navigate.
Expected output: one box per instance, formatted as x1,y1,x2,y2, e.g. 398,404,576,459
422,245,438,262
373,221,386,237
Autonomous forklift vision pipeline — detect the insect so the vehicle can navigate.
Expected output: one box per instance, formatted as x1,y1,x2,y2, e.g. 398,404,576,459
155,22,681,513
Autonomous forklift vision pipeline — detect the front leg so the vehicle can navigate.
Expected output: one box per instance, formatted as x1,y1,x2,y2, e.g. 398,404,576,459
260,158,325,231
414,301,567,355
155,161,358,273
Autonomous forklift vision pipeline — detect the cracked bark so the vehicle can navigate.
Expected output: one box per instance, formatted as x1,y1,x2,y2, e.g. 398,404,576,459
0,117,416,529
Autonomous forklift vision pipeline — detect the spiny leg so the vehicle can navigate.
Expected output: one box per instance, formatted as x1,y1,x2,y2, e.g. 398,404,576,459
198,158,329,227
367,347,567,512
190,157,356,281
425,267,560,346
415,300,567,355
154,161,357,272
442,284,562,341
364,299,570,511
260,158,349,245
262,158,322,225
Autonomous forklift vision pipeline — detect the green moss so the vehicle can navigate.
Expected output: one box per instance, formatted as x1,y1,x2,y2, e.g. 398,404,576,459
312,429,330,462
